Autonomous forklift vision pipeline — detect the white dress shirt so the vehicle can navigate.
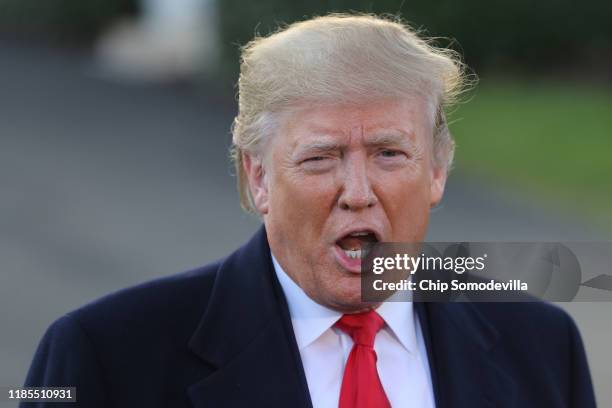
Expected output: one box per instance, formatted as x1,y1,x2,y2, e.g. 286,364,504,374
272,254,436,408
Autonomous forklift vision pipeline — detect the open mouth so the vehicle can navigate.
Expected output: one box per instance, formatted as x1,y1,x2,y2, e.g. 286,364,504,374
335,230,379,260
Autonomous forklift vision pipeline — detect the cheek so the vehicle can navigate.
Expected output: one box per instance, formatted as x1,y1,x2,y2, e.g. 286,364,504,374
269,170,338,232
376,171,432,239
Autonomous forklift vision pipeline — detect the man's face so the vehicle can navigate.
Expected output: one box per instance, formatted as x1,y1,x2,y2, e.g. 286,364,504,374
244,97,447,312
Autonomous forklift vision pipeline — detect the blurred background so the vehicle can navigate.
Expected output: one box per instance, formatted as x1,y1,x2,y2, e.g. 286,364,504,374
1,0,611,406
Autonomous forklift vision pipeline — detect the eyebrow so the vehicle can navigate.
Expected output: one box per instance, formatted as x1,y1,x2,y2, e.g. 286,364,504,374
293,128,417,156
363,130,416,149
295,140,343,154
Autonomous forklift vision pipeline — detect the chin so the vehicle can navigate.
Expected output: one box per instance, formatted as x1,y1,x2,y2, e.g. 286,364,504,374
324,284,372,312
330,298,377,313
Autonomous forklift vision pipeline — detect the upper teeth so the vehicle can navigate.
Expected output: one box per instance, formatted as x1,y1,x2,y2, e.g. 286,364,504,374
350,231,370,236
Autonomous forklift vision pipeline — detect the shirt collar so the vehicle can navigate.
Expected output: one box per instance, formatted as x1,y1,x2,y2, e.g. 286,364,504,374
271,252,417,354
376,295,418,354
272,253,341,350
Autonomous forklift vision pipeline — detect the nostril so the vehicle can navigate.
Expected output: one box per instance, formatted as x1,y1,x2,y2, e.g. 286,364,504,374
338,194,377,211
337,180,377,211
368,194,378,207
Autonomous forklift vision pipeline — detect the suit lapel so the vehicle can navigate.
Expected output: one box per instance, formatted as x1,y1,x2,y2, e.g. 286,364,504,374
416,302,516,408
187,226,312,408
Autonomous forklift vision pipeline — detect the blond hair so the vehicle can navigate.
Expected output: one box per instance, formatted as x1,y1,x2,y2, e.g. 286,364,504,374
231,13,471,213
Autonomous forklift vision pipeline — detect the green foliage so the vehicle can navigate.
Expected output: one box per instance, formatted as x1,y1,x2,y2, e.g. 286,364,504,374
450,80,612,225
0,0,139,44
216,0,612,87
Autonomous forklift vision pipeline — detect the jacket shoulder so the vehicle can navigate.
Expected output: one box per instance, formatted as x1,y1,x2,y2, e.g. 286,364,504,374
472,300,575,337
24,260,224,402
470,301,586,374
470,301,594,406
68,259,222,338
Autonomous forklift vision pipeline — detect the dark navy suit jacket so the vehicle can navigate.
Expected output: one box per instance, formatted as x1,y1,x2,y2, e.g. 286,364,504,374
23,226,596,407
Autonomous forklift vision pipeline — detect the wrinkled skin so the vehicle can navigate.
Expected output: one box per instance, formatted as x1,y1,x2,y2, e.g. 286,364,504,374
243,97,447,312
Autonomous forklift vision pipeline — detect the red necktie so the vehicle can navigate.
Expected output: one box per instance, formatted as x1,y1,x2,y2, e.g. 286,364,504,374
335,310,391,408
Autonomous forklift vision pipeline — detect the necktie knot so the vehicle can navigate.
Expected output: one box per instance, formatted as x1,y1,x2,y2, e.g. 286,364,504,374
335,310,385,347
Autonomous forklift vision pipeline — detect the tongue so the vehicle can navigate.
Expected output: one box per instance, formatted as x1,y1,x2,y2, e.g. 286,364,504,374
337,237,364,250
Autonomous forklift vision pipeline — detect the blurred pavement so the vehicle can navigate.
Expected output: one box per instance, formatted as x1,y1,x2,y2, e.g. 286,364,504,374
1,42,610,407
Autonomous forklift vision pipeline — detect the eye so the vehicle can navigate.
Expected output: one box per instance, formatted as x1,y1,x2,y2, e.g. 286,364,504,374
299,155,336,173
379,149,403,158
303,156,327,162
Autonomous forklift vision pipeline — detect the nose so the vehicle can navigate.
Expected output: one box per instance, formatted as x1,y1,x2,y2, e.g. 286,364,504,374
337,154,378,211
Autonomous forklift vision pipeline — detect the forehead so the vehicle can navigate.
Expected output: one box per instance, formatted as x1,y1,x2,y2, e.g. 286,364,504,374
279,97,433,145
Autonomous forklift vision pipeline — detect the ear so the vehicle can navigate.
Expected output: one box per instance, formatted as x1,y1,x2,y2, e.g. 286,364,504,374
429,165,448,208
242,152,270,214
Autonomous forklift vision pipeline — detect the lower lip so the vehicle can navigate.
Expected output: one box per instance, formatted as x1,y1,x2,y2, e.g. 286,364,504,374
333,244,363,274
